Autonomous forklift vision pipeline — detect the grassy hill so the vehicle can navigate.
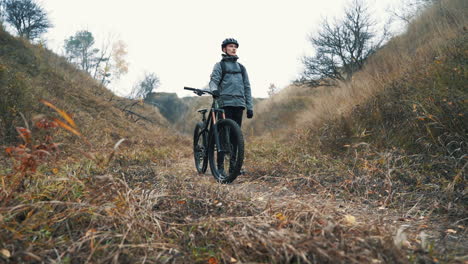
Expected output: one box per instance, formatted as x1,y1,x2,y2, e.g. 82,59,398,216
0,23,192,263
0,25,171,147
0,0,466,263
241,1,467,259
175,96,266,135
245,0,467,202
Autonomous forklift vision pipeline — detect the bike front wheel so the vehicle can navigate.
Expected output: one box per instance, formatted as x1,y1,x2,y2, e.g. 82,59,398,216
193,122,208,174
208,118,244,184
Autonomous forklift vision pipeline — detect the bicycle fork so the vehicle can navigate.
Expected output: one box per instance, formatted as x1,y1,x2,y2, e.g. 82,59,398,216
211,109,227,154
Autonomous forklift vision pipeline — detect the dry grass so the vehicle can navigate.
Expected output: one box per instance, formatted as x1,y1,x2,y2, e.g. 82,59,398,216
1,1,467,263
241,1,467,260
1,140,410,263
247,0,467,138
243,0,466,205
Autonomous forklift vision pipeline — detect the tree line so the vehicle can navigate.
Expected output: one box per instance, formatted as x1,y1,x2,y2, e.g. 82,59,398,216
1,0,436,99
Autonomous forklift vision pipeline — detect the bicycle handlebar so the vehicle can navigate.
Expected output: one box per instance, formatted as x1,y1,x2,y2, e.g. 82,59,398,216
184,86,213,96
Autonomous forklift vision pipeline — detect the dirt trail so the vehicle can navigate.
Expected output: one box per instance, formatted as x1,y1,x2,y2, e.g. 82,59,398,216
135,154,466,262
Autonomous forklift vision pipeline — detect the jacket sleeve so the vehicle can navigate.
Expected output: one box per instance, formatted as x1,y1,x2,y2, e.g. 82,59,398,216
242,66,253,110
208,62,222,92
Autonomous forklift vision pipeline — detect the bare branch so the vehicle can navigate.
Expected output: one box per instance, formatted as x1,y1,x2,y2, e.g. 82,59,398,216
301,0,388,84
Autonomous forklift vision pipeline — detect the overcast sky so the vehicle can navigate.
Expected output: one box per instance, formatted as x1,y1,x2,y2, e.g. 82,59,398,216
41,0,403,98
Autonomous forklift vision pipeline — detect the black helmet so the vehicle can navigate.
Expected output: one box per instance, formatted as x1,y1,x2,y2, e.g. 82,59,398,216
221,38,239,50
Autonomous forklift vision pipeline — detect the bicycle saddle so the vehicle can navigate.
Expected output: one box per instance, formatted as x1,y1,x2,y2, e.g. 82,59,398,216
197,109,208,114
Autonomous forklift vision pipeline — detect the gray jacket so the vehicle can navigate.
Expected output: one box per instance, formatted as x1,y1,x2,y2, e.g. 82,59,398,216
208,54,253,110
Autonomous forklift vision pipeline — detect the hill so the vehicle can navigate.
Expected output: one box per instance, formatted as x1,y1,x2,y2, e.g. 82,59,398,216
242,0,467,260
246,0,467,195
175,95,266,134
145,92,188,123
144,91,266,134
0,23,192,263
0,1,466,263
0,25,171,147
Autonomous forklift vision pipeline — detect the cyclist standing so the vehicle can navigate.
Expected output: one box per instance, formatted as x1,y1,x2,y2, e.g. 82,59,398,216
207,38,253,175
208,38,253,127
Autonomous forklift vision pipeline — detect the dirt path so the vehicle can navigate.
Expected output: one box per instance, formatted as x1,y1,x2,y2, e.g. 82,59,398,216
126,154,467,262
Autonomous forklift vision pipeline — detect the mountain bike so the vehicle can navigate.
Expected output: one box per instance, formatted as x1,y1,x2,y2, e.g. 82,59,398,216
184,87,244,184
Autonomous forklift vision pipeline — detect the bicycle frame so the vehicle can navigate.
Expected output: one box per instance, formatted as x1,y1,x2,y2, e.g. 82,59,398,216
198,99,228,156
184,86,232,156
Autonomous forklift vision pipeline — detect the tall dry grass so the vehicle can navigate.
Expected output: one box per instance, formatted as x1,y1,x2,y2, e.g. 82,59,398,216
248,0,466,139
244,0,467,222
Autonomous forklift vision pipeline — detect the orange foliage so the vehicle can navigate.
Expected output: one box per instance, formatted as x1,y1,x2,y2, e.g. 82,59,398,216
3,101,83,196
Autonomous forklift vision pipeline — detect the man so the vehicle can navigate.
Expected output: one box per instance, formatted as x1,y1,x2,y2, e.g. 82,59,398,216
208,38,253,175
208,38,253,127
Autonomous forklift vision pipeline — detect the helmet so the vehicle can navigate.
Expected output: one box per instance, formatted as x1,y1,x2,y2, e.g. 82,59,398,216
221,38,239,50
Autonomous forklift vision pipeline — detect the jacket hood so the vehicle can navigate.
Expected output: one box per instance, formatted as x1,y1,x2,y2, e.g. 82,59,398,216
221,54,239,62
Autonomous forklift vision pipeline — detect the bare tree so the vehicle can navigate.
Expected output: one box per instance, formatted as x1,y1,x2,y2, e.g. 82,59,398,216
94,39,129,86
92,36,113,81
267,83,278,97
64,31,128,86
130,72,160,100
301,0,388,84
387,0,437,25
3,0,51,40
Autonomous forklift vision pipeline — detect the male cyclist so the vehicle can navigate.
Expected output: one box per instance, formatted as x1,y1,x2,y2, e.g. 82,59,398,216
208,38,253,175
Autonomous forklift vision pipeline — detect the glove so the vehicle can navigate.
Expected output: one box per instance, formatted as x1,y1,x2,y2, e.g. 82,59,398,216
195,90,204,96
247,109,253,119
211,90,220,98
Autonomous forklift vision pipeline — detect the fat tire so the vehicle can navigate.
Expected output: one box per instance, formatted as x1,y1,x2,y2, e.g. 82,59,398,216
208,118,244,183
193,122,208,173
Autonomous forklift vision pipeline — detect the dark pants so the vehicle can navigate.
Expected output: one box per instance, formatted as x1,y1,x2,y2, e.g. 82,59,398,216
217,106,244,170
222,106,244,127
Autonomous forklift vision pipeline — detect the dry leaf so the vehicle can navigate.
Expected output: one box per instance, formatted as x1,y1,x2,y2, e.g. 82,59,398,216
446,229,457,234
230,257,238,263
53,118,82,138
5,147,13,155
40,99,77,128
52,168,59,174
85,228,97,237
275,212,286,221
0,249,11,258
208,257,219,264
343,215,357,226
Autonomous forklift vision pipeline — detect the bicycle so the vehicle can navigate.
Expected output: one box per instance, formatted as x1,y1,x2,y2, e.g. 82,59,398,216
184,87,244,184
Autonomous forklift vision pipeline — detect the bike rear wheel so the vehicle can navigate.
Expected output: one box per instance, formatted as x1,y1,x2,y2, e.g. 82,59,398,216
193,122,208,173
208,118,244,183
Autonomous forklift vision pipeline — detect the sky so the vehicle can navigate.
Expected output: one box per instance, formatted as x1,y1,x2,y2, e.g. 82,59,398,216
40,0,404,98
